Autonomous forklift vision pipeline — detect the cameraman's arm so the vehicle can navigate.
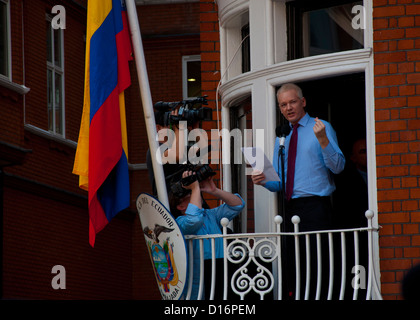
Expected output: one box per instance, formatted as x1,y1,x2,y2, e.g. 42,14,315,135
214,189,243,207
189,184,201,209
200,177,243,207
182,171,202,209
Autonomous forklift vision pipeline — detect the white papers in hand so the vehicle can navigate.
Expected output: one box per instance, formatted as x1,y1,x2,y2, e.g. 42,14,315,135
241,147,280,183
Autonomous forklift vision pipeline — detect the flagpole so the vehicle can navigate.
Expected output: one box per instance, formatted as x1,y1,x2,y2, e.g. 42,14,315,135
125,0,169,208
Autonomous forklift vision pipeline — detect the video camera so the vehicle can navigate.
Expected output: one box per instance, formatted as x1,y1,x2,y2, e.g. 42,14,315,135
154,96,212,127
170,164,216,198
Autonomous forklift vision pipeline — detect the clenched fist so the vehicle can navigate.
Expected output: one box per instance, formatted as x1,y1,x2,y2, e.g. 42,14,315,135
313,117,329,149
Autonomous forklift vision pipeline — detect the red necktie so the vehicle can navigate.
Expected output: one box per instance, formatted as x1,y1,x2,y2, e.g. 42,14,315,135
286,123,299,201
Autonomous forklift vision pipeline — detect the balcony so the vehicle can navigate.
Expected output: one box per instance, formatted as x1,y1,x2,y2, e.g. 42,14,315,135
183,211,382,300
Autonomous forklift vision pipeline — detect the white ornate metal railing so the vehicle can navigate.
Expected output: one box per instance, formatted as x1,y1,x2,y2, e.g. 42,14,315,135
183,210,382,300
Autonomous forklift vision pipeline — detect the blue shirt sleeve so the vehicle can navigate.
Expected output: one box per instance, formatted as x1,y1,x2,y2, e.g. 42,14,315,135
264,180,281,192
321,121,345,174
176,194,245,234
212,194,245,227
176,203,205,235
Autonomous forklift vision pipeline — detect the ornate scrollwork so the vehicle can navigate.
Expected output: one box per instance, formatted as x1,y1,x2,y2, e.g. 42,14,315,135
226,237,278,299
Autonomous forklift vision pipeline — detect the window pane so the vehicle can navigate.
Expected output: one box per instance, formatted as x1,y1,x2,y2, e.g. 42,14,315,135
186,60,201,98
303,3,363,57
55,72,63,134
55,106,62,135
288,1,364,60
47,16,64,136
47,69,53,131
241,24,250,73
46,20,52,63
54,29,62,67
0,2,8,76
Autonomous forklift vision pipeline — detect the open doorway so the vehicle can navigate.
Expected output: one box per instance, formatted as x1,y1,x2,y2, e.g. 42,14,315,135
277,73,366,154
228,73,368,234
294,73,366,154
229,96,253,233
276,73,369,299
276,73,368,228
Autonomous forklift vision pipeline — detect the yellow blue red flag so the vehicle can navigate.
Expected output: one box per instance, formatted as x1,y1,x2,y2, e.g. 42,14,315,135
73,0,132,247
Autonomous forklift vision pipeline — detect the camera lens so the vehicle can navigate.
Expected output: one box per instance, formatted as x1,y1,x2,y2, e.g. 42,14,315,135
171,180,191,198
195,164,216,182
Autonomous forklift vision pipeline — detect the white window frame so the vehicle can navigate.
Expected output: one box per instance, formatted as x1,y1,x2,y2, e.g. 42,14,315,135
219,0,376,222
219,7,249,83
46,14,65,137
217,0,380,297
0,0,11,80
0,0,29,95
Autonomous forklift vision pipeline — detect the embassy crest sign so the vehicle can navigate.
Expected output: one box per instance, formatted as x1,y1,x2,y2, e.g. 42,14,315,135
136,193,187,300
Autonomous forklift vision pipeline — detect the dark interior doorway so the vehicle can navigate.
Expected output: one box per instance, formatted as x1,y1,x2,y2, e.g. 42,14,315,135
277,72,366,160
276,72,368,228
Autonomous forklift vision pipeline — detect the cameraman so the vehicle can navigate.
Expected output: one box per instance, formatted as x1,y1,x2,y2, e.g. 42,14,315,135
170,170,244,300
146,108,188,197
147,96,211,198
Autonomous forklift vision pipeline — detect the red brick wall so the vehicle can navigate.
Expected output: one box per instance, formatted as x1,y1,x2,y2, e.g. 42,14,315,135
0,0,203,300
200,0,220,129
7,1,85,194
130,2,201,299
21,1,85,141
127,3,200,166
0,0,24,147
3,182,133,299
373,0,420,300
198,0,221,209
3,0,128,299
9,0,420,301
1,0,139,300
23,1,49,130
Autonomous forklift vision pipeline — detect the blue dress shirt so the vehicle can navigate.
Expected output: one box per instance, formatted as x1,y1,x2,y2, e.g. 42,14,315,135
176,195,245,299
264,113,345,198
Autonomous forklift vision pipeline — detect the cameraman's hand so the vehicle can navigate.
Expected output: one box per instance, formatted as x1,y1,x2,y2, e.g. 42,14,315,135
181,171,200,191
199,176,217,194
200,176,243,207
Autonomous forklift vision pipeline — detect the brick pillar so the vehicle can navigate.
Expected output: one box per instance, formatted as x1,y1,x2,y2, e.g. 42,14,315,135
373,0,420,300
200,0,221,208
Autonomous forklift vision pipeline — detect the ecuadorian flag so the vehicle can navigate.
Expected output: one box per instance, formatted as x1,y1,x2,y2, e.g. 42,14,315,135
73,0,132,247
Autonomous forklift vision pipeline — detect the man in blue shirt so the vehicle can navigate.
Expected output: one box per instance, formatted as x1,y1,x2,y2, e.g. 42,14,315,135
172,170,245,299
252,83,345,299
252,83,345,232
